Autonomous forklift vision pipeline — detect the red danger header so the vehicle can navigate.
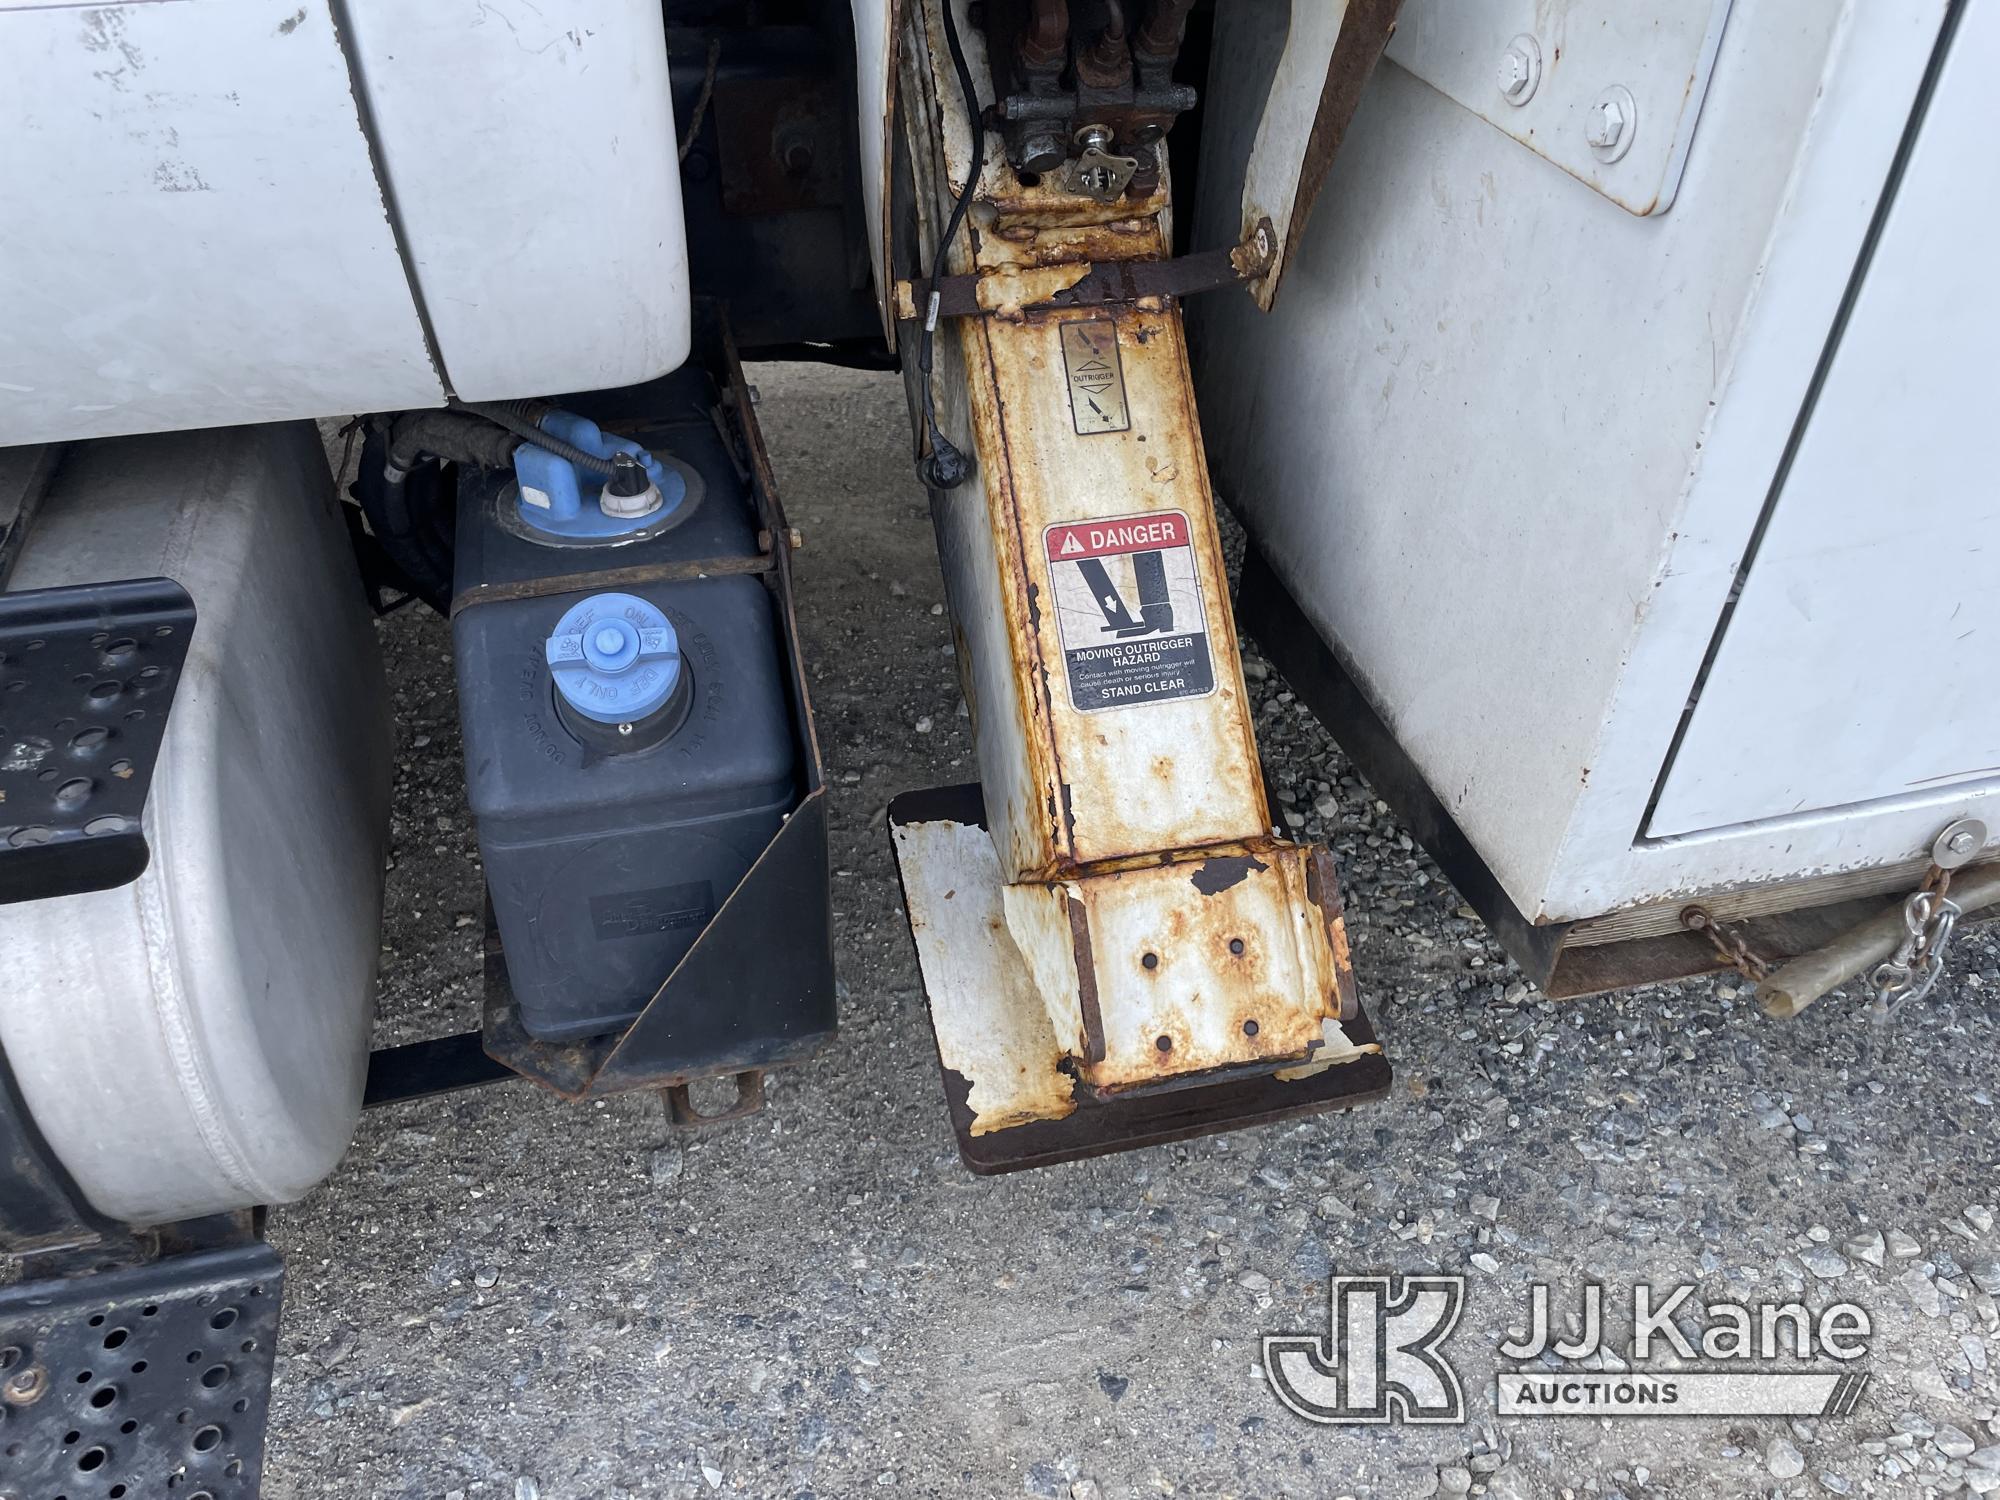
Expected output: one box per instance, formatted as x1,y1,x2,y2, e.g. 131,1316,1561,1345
1045,511,1191,561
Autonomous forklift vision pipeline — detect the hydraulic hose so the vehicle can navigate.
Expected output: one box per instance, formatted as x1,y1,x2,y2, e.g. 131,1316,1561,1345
1135,0,1196,63
387,411,519,474
354,422,456,614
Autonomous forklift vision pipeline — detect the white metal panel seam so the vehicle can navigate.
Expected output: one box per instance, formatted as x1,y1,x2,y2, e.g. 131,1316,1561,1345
324,0,456,400
1639,0,1989,838
1533,0,1963,917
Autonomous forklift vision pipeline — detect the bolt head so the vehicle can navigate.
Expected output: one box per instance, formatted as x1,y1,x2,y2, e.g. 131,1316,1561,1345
1947,830,1977,854
1585,99,1627,149
1495,35,1540,106
1018,131,1066,175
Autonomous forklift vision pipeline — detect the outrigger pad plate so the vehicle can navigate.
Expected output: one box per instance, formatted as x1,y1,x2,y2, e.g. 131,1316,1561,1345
0,577,196,904
0,1242,283,1499
889,783,1393,1174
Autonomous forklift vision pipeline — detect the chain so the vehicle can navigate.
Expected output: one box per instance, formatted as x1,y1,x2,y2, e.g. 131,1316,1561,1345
1681,905,1774,982
1868,866,1961,1021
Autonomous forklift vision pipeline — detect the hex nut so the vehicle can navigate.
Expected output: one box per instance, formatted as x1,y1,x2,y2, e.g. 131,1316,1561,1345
1586,86,1638,163
1934,816,1989,868
1496,35,1540,106
1585,100,1624,148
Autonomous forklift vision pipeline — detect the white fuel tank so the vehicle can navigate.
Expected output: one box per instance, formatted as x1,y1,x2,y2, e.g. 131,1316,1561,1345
0,424,392,1225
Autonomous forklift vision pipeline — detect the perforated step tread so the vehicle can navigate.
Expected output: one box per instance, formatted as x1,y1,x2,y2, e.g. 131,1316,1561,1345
0,1242,282,1499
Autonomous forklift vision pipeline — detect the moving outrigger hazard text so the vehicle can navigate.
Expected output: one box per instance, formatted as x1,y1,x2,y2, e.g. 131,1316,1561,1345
1043,510,1214,713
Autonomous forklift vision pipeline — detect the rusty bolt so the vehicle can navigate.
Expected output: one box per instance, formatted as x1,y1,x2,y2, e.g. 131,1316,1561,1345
3,1365,47,1406
1496,36,1539,106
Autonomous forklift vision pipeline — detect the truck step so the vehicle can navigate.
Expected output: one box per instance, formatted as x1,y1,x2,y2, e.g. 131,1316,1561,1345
0,1241,283,1499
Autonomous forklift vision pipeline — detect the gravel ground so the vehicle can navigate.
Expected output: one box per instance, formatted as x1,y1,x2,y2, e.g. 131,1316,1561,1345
267,364,2000,1500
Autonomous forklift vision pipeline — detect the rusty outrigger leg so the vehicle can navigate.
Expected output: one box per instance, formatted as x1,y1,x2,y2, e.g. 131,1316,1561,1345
886,0,1389,1172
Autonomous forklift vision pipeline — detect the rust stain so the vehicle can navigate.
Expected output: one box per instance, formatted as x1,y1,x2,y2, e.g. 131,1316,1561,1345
1040,846,1350,1091
977,262,1094,319
1066,891,1107,1063
1253,0,1406,311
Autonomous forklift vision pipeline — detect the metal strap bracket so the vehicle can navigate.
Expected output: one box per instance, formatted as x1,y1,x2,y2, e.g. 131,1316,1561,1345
893,221,1276,323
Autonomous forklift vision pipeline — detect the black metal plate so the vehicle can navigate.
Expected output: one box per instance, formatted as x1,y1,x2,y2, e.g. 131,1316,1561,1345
942,1041,1394,1175
481,790,838,1099
0,1242,282,1500
0,578,195,905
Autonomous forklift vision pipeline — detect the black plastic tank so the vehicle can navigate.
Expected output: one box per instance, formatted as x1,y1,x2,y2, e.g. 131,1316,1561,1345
452,371,798,1041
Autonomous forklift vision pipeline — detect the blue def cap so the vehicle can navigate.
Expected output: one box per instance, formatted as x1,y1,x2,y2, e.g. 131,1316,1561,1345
545,593,682,724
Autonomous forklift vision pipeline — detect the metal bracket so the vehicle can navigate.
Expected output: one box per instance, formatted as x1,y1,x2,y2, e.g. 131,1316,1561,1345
1064,142,1140,203
893,222,1276,323
662,1071,765,1127
1932,816,1988,870
0,578,196,905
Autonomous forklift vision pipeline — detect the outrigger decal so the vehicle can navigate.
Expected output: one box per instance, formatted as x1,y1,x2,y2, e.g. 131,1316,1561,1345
1058,320,1131,434
1043,510,1215,712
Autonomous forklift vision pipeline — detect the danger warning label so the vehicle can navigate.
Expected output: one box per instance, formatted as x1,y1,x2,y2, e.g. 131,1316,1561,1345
1043,510,1214,713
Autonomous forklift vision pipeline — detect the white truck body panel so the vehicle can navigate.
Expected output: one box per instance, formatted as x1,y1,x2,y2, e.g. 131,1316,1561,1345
339,0,691,402
0,0,441,444
1645,8,2000,838
0,0,689,447
1195,0,1992,922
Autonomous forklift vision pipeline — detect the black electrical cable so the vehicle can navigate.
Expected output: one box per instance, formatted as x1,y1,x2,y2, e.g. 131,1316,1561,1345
915,0,985,491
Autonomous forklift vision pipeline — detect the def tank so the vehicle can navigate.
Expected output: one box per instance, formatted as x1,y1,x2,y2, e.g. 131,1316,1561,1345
452,370,798,1042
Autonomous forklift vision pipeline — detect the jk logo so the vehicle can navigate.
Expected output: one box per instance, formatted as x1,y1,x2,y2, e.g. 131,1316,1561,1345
1263,1275,1466,1424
